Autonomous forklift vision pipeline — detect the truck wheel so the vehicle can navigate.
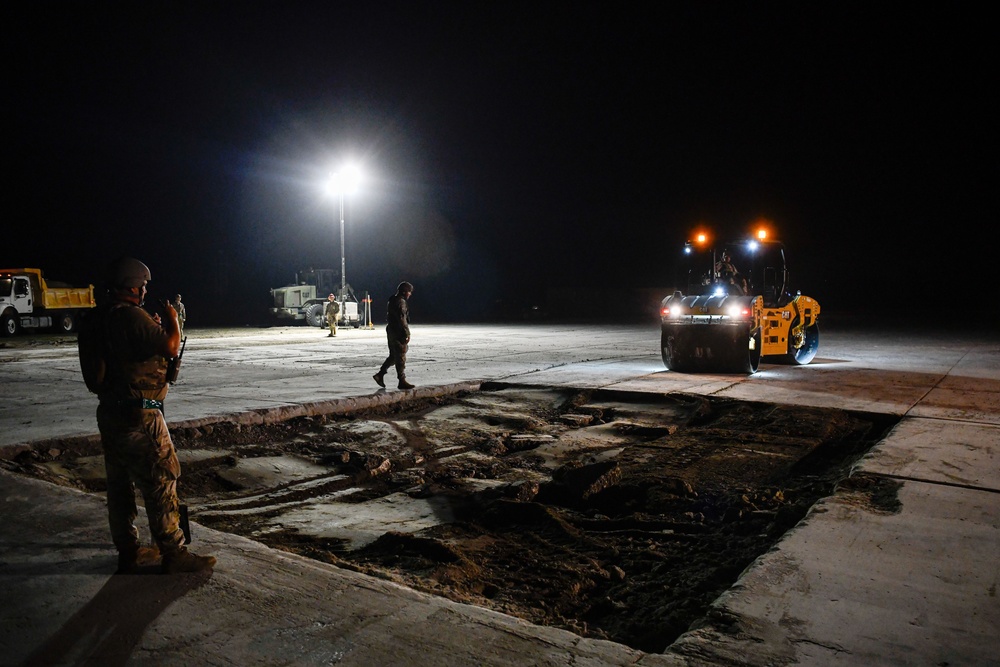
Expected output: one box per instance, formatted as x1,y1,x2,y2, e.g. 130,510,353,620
57,311,77,333
304,303,325,327
1,311,20,337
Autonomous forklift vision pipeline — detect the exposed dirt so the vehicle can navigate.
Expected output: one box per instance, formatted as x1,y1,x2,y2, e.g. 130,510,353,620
2,385,899,653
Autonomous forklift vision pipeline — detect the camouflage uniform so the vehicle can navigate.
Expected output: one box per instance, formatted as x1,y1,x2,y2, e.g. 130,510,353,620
96,303,186,558
324,298,340,337
378,291,410,381
172,296,186,336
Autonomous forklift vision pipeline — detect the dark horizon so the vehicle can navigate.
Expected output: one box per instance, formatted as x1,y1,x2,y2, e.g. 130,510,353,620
6,3,991,326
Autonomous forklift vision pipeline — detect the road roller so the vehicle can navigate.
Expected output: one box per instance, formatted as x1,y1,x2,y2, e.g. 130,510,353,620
660,229,820,374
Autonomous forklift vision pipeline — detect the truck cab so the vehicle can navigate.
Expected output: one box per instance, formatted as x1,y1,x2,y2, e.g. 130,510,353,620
0,275,33,322
269,269,362,328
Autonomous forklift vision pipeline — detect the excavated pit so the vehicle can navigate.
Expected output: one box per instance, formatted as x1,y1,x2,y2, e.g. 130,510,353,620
3,384,900,653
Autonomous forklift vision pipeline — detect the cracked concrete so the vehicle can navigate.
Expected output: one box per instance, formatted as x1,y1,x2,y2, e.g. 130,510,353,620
1,323,997,665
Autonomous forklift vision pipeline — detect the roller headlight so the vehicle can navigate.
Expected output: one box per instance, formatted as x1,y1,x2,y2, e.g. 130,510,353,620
661,305,685,318
727,305,752,319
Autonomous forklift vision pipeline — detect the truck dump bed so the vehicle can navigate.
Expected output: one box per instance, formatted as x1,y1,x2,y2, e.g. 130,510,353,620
41,285,95,309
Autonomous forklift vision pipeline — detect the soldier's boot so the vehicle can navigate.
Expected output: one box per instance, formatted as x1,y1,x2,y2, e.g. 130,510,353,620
373,372,386,388
117,544,160,574
397,377,415,390
162,547,217,574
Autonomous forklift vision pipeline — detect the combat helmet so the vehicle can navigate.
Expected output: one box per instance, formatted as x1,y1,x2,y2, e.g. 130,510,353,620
108,257,151,288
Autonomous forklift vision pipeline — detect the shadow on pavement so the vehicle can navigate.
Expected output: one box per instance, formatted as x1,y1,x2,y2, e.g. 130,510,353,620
23,570,212,667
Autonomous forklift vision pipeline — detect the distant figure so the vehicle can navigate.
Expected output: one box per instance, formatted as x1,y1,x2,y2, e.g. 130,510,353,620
373,281,415,390
324,294,340,337
715,252,747,295
171,294,186,336
715,252,738,280
78,257,215,575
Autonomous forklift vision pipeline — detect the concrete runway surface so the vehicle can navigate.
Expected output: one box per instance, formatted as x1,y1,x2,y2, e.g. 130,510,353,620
1,322,997,666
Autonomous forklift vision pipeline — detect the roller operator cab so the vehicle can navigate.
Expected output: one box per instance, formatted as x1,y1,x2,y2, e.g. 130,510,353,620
659,230,820,374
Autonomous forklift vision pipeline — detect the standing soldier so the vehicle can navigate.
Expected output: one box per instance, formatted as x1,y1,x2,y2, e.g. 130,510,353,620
171,294,186,337
78,257,216,574
373,281,415,390
324,293,340,337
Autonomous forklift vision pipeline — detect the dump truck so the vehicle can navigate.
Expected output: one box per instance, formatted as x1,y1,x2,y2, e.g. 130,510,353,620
659,229,820,374
269,268,361,328
0,267,96,336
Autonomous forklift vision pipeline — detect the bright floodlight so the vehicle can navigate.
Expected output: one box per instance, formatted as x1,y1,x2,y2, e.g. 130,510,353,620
328,165,362,196
327,163,364,298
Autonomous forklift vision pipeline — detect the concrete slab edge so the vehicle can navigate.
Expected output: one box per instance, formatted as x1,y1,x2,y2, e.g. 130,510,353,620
0,381,483,458
172,380,483,429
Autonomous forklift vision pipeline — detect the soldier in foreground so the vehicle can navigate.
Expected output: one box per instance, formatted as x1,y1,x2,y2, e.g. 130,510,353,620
373,281,415,390
78,257,216,574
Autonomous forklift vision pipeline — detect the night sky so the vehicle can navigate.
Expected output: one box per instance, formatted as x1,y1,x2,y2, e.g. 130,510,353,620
7,3,991,325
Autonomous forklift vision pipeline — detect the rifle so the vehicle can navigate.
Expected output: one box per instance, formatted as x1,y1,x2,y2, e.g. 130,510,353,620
166,336,187,384
179,504,192,544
